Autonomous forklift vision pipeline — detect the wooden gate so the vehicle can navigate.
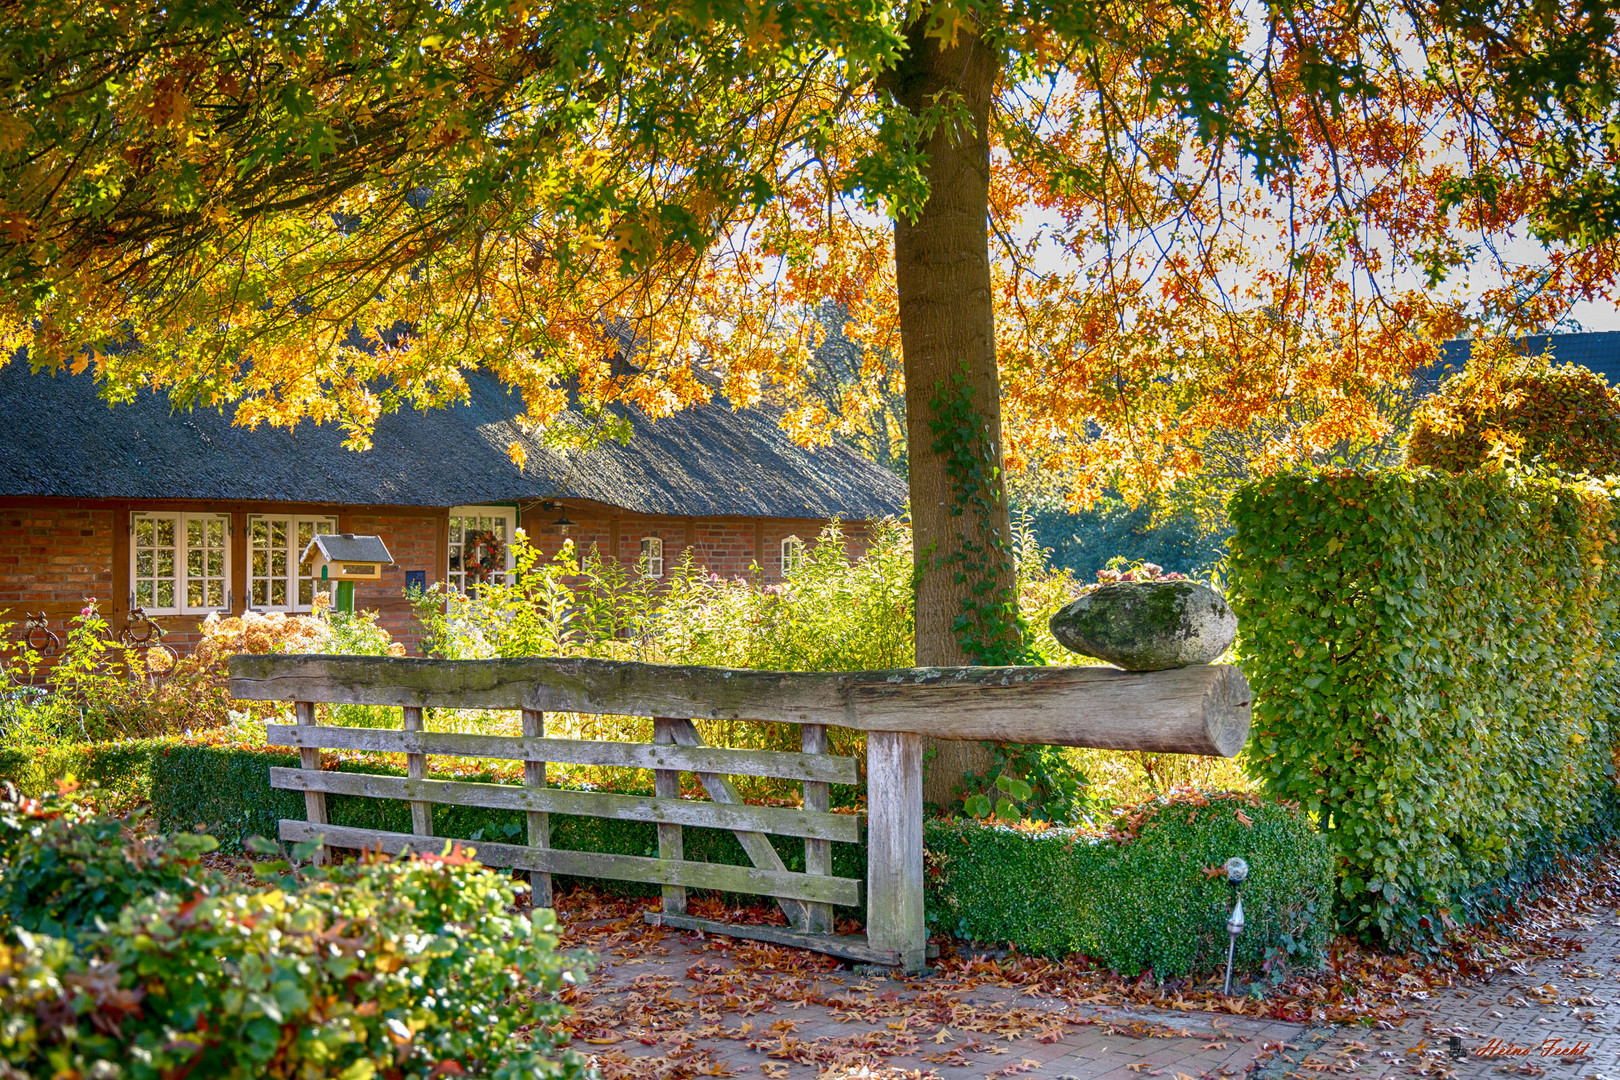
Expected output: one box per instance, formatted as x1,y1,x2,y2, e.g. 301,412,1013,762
228,655,1251,972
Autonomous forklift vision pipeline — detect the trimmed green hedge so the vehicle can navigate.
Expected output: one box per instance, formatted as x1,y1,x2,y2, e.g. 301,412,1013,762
1229,469,1620,946
925,793,1333,977
0,741,157,812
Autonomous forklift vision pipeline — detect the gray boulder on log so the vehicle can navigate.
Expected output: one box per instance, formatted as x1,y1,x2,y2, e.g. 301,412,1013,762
1049,581,1237,671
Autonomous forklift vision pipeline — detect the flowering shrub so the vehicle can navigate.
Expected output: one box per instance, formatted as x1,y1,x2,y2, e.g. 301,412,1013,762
0,602,406,746
0,787,590,1079
1088,560,1188,587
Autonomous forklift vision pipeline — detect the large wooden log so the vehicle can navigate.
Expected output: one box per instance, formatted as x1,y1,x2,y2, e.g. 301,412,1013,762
278,821,861,906
233,656,1251,755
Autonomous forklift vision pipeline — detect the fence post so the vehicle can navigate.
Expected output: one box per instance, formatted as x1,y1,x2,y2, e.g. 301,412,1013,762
802,723,834,934
653,716,686,916
296,700,327,866
402,706,434,840
522,708,552,908
865,730,925,972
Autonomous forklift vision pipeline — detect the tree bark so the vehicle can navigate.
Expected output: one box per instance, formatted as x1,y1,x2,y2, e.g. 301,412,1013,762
884,14,1018,809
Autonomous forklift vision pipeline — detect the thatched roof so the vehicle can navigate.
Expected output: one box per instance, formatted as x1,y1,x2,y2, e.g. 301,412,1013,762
0,362,907,519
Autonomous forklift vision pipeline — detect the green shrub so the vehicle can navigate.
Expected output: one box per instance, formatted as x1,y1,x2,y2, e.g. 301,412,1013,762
0,846,590,1079
924,792,1333,977
1228,468,1620,946
0,782,220,942
0,740,158,813
1406,337,1620,475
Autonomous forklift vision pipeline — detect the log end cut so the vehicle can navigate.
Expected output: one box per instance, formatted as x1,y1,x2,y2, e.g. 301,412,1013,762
1201,664,1252,758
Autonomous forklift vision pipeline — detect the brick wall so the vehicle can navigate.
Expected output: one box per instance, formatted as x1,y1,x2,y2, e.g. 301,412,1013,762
0,503,883,666
0,508,115,612
346,512,442,654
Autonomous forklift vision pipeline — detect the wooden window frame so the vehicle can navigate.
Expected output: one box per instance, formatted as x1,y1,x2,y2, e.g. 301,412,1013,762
447,505,519,594
781,535,805,574
640,536,664,578
247,514,340,612
130,511,233,616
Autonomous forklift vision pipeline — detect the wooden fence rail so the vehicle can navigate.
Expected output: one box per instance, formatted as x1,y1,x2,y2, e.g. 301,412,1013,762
229,654,1252,972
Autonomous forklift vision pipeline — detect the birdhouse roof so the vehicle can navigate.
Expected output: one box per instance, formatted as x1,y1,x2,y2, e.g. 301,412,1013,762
301,533,394,566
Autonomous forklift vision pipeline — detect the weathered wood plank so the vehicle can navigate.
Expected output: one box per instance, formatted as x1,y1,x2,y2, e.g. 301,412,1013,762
232,656,1250,755
262,724,859,784
278,821,861,906
642,912,930,967
402,706,433,838
665,717,808,930
866,731,925,973
801,723,834,935
267,769,860,840
521,709,552,909
295,701,327,866
653,717,685,916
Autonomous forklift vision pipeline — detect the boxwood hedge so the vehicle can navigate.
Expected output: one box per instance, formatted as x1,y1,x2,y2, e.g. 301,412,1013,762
1229,468,1620,947
924,791,1333,978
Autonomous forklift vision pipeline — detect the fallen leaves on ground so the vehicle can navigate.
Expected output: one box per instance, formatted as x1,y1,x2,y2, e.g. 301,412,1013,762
536,843,1620,1080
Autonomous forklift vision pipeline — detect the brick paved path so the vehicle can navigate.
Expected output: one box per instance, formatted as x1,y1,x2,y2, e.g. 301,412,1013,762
1305,906,1620,1079
556,904,1620,1080
558,918,1316,1080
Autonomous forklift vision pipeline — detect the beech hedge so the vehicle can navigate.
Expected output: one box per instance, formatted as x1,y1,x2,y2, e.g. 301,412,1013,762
924,792,1333,977
1229,469,1620,946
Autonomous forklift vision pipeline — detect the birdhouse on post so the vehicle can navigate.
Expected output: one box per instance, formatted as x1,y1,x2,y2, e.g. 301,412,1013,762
300,534,394,614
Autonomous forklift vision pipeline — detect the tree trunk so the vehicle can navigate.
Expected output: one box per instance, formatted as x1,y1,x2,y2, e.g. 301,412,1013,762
884,13,1018,809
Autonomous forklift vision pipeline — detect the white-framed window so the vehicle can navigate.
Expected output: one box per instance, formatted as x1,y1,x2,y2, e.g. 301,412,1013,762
448,505,517,593
248,515,338,610
781,535,805,573
640,536,664,578
131,513,231,615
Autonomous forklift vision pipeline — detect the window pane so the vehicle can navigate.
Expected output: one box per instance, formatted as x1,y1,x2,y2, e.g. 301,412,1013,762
271,579,286,606
252,520,268,544
298,579,315,606
252,581,267,606
137,551,153,577
188,549,203,577
157,551,173,577
136,581,153,607
208,581,223,607
207,549,222,577
450,519,463,543
157,580,173,607
156,519,174,546
136,519,153,545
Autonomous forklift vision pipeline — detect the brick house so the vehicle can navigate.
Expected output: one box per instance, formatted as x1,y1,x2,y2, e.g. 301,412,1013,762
0,363,906,655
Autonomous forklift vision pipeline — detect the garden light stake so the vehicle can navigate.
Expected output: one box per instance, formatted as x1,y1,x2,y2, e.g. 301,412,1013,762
1222,856,1248,996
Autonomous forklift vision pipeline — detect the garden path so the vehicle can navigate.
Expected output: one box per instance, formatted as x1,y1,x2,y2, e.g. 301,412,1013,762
1305,902,1620,1079
553,909,1315,1080
550,891,1620,1080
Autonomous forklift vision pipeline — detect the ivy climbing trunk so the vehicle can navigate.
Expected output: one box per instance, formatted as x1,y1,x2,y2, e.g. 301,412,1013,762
885,12,1020,810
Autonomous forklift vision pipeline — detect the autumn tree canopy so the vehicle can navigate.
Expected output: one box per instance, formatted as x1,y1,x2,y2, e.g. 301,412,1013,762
4,0,1619,794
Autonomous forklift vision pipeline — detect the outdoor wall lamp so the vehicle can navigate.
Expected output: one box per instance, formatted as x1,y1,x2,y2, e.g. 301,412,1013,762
1222,856,1248,996
540,500,576,534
